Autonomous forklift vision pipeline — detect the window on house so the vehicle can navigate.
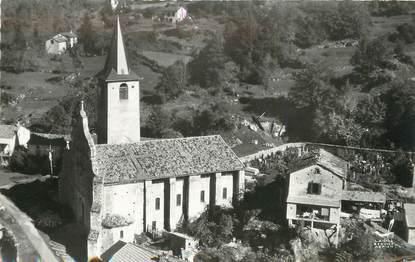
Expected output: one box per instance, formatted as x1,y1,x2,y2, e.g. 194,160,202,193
200,190,205,202
120,230,124,238
176,194,181,206
222,188,227,199
307,182,321,195
155,197,160,210
119,83,128,100
152,221,156,231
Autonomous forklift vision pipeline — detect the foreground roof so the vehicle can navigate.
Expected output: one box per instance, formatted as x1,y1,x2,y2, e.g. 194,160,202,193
100,241,156,262
341,190,386,203
95,135,244,184
290,149,348,178
404,203,415,228
0,125,16,139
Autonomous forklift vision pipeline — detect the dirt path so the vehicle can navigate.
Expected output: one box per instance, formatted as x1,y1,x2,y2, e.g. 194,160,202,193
0,193,59,262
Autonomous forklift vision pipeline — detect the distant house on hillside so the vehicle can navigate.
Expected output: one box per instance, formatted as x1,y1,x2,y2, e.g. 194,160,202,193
152,6,188,24
0,125,17,166
45,31,78,55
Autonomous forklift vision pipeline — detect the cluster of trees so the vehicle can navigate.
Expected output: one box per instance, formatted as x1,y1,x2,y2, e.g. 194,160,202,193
182,179,296,261
287,34,415,151
143,102,235,139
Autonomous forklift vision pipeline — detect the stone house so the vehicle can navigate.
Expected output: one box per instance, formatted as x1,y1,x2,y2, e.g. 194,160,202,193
286,149,387,246
0,125,17,166
59,17,245,258
45,31,78,55
286,149,348,229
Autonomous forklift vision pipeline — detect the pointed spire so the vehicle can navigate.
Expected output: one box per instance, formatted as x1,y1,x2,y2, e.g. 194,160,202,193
101,15,129,77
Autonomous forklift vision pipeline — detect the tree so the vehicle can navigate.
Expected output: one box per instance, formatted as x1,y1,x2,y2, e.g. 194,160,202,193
354,96,387,147
351,36,395,88
156,60,187,101
383,80,415,150
189,37,227,89
78,14,97,55
144,106,173,138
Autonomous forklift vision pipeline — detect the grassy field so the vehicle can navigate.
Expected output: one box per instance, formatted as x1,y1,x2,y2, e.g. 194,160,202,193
141,50,192,67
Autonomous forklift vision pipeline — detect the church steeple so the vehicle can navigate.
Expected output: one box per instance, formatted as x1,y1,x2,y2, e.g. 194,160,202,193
96,15,141,145
98,16,137,80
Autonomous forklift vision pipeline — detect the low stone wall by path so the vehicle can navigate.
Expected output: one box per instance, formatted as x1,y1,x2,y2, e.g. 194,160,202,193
240,142,415,165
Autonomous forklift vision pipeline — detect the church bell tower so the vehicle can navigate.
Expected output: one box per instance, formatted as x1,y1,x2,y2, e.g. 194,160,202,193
96,16,140,144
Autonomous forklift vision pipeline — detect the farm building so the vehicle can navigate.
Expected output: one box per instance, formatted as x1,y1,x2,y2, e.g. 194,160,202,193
45,31,78,55
59,16,245,258
0,125,17,166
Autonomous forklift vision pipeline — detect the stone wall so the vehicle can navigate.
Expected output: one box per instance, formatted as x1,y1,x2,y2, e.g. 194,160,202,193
289,165,344,200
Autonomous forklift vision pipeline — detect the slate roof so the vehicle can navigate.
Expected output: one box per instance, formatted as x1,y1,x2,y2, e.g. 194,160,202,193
94,135,244,184
100,241,157,262
341,190,386,203
0,125,16,139
404,203,415,228
290,149,348,178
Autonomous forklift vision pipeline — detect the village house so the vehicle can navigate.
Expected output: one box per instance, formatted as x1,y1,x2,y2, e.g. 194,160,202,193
0,125,17,166
59,17,245,258
286,149,348,230
286,149,387,244
45,31,78,55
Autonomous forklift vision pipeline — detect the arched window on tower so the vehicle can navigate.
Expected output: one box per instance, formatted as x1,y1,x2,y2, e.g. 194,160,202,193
119,83,128,100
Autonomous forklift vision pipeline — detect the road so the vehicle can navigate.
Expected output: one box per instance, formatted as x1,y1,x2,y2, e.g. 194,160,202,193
0,193,59,262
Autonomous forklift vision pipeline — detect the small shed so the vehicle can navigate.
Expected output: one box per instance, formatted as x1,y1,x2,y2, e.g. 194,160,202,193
166,231,197,259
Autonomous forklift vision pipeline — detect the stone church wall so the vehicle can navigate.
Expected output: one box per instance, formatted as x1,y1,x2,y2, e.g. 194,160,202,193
145,179,165,233
188,174,211,220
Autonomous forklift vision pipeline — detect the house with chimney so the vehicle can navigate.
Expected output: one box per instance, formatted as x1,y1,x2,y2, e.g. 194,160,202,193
59,17,245,258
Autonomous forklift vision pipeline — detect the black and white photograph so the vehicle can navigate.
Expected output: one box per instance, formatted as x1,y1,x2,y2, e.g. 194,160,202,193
2,0,415,261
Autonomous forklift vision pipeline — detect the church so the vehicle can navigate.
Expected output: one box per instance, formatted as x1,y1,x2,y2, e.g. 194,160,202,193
58,17,245,257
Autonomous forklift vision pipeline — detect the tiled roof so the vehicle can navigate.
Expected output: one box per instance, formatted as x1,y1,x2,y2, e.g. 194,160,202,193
341,190,386,203
0,125,16,139
95,135,244,184
404,203,415,228
100,241,157,262
287,195,341,207
291,149,348,178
